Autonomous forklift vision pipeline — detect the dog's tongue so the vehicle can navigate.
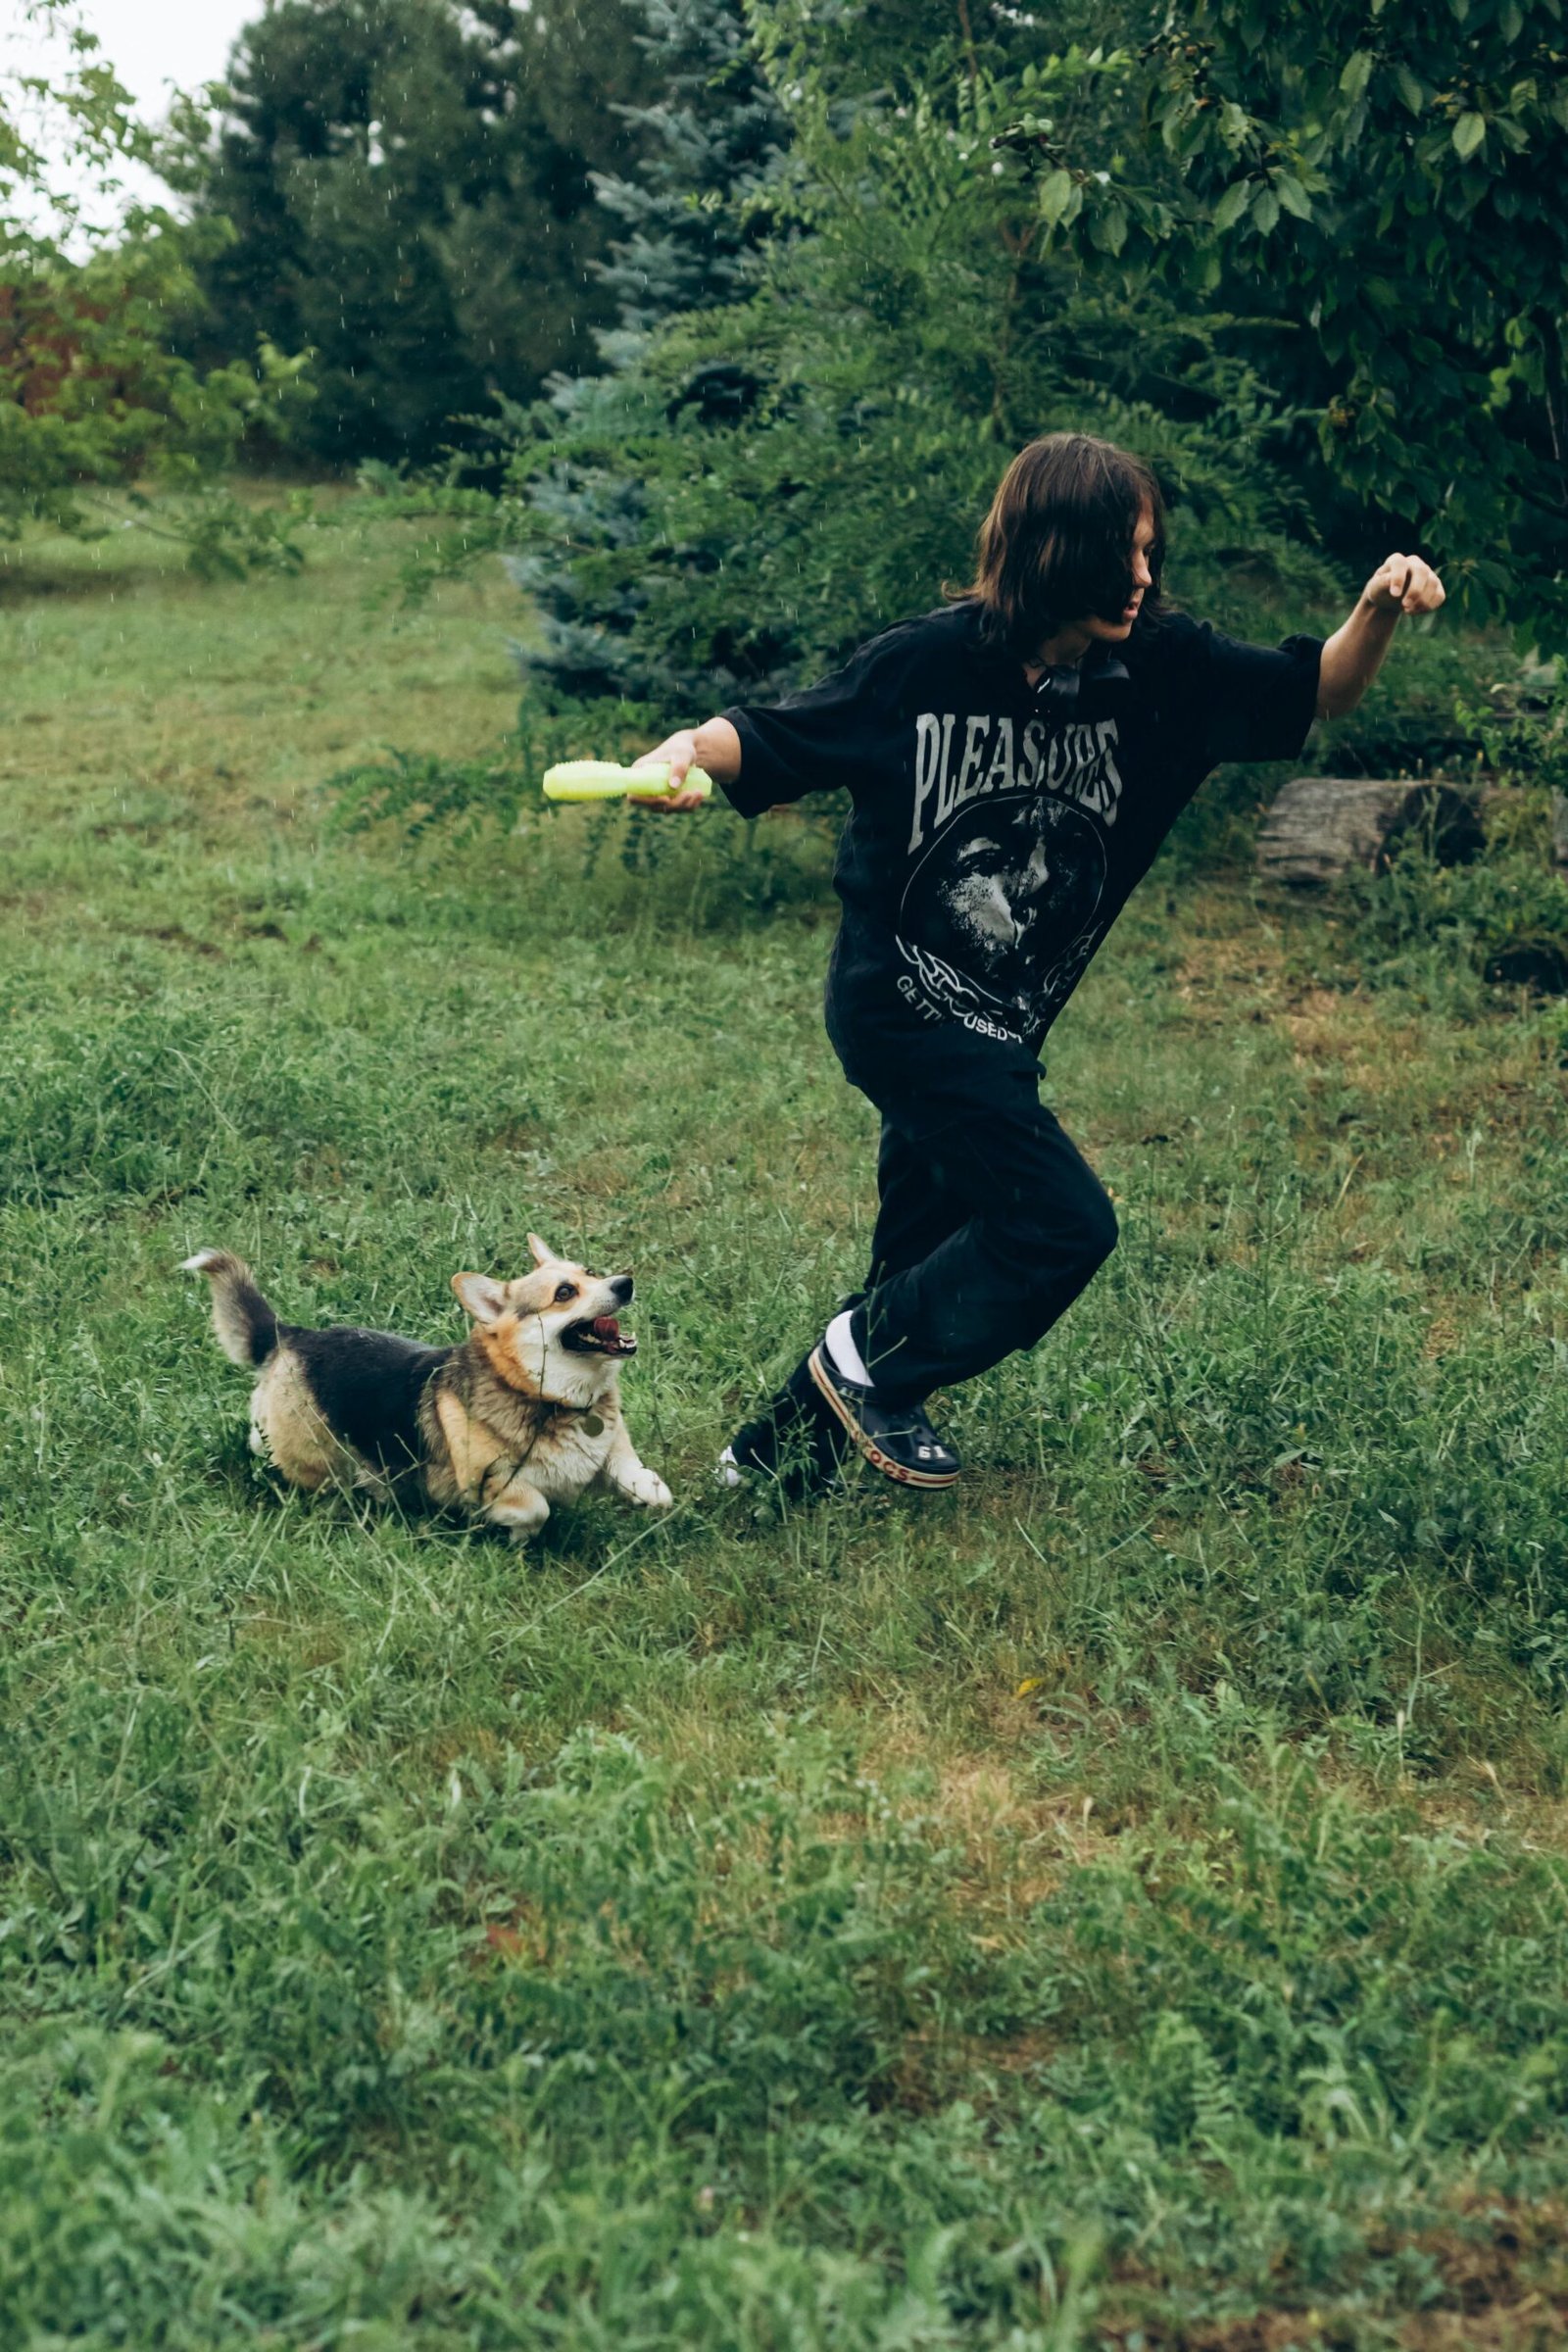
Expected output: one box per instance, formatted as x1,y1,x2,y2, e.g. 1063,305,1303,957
591,1315,620,1343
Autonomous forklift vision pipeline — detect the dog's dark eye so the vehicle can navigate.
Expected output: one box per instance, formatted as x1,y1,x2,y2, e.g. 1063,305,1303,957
554,1281,577,1304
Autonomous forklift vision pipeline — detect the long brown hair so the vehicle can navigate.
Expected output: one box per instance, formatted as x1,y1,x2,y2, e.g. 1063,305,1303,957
950,432,1166,657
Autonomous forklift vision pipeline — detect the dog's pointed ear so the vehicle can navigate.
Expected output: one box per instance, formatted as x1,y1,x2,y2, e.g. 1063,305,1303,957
452,1272,509,1325
526,1232,556,1267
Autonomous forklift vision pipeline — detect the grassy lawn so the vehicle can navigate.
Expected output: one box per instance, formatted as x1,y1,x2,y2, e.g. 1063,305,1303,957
3,509,1567,2349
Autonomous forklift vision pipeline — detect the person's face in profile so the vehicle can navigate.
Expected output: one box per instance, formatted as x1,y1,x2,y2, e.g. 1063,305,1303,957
1076,502,1156,646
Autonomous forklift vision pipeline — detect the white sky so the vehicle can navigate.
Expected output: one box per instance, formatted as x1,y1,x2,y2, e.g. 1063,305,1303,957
83,0,258,122
9,0,262,232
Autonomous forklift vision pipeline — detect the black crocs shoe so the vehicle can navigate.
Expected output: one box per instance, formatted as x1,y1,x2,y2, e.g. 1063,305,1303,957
720,1351,850,1498
807,1345,960,1490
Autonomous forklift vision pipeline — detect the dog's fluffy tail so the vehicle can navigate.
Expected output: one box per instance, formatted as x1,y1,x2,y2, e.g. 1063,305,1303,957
182,1249,279,1368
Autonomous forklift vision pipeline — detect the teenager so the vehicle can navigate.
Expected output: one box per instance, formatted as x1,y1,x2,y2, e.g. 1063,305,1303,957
638,432,1444,1493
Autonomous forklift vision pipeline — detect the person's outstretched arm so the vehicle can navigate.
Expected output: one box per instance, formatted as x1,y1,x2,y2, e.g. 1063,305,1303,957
1316,553,1446,719
634,718,742,813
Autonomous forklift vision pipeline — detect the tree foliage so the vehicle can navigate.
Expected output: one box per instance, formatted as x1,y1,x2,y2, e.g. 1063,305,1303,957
995,0,1568,628
172,0,645,466
385,0,1561,732
0,0,309,545
496,11,1352,709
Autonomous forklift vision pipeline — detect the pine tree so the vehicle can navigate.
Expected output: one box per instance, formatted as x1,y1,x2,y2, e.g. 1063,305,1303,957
589,0,785,342
499,0,789,698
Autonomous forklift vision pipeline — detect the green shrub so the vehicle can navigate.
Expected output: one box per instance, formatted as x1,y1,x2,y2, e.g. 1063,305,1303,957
1348,676,1568,995
1354,831,1568,998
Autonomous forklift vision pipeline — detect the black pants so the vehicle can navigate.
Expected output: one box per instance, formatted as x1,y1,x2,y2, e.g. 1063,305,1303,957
830,1010,1118,1411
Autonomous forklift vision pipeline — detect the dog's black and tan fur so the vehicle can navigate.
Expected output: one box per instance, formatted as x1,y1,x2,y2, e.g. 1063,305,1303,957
184,1238,671,1540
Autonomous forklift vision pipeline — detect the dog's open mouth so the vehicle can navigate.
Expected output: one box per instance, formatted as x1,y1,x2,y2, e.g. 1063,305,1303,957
562,1314,637,1357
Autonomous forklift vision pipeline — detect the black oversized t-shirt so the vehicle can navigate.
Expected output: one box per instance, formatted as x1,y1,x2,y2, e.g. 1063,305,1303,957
719,599,1322,1054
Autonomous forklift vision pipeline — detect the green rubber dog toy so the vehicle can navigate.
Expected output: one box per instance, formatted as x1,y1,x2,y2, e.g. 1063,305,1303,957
541,760,713,803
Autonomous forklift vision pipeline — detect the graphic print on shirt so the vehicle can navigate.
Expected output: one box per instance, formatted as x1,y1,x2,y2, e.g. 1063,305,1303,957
896,711,1122,1039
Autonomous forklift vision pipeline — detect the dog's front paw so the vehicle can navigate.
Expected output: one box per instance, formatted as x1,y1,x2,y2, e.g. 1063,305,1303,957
627,1467,673,1509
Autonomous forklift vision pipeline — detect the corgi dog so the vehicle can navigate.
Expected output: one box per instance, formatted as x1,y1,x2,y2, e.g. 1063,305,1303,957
183,1237,672,1541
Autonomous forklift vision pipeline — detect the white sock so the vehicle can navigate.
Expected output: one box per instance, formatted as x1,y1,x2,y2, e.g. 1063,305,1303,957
824,1308,871,1388
716,1446,744,1488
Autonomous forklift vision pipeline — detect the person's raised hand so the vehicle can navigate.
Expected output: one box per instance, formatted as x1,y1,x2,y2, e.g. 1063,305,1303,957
633,730,708,813
1362,553,1446,618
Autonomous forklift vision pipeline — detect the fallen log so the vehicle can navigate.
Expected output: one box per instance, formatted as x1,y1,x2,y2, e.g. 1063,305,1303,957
1255,776,1486,886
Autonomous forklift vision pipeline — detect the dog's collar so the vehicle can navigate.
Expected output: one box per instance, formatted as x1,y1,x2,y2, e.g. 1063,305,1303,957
525,1391,609,1432
472,1396,608,1497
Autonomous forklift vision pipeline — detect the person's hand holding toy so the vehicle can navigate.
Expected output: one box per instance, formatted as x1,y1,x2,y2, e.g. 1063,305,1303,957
540,721,741,811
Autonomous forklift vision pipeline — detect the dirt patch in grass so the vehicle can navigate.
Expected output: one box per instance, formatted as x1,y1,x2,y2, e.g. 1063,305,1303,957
1102,2194,1568,2348
858,1723,1128,1924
